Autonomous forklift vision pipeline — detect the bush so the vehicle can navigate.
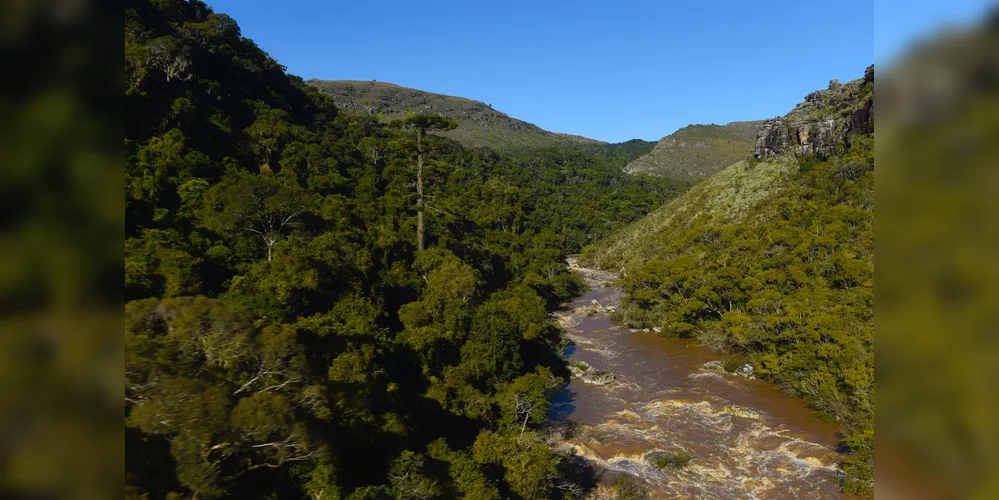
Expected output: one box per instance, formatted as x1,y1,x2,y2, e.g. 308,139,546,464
620,305,657,329
645,450,691,471
722,355,747,373
612,474,651,500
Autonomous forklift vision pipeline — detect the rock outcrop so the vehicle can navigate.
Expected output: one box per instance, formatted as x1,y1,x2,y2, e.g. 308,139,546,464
701,360,725,373
753,66,874,161
568,361,616,385
734,363,754,378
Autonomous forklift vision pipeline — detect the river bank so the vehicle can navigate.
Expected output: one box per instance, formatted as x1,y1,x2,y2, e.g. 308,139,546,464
549,258,843,499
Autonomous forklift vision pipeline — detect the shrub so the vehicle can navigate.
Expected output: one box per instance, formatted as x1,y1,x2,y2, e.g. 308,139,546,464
645,450,691,471
722,355,748,373
612,474,651,500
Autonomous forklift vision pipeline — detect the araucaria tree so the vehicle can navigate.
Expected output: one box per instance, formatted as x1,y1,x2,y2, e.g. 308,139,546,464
391,114,457,251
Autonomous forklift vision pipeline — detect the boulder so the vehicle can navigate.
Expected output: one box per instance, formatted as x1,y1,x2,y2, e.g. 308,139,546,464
567,360,591,379
568,360,615,385
701,360,725,373
582,369,616,385
723,404,762,419
588,299,608,315
734,363,754,378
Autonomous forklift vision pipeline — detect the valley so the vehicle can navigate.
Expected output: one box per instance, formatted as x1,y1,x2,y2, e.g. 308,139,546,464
124,1,873,498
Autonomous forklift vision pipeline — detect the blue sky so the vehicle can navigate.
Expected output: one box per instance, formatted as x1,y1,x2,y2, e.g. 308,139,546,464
208,0,991,142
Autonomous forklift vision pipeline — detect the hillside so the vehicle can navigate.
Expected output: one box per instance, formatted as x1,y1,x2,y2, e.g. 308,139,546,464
586,68,873,267
624,120,764,179
581,67,875,494
578,138,657,168
307,79,605,151
124,1,685,498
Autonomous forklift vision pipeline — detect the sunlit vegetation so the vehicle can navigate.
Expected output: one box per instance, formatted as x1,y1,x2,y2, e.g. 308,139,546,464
125,1,684,498
306,79,612,152
583,122,874,493
646,450,691,471
625,121,763,179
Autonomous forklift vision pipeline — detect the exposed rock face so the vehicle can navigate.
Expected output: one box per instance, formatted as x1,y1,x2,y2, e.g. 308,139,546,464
851,96,874,135
753,119,791,160
797,118,842,158
753,66,874,161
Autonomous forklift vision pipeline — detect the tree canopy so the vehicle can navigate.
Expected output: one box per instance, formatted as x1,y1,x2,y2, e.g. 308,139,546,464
125,1,684,498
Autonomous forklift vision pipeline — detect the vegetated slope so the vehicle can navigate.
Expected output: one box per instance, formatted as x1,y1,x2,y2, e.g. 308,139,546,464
579,138,657,168
582,67,875,495
307,79,603,151
624,120,764,179
125,1,682,498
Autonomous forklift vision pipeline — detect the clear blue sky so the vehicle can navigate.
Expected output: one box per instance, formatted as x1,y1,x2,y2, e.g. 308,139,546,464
208,0,990,142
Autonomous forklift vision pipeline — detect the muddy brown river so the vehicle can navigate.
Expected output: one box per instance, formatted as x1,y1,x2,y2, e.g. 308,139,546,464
550,261,843,499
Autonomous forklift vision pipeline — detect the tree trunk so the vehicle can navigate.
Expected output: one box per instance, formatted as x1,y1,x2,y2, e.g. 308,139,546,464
416,127,425,251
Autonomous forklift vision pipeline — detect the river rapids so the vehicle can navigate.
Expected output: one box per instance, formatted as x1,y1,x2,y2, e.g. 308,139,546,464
548,259,843,499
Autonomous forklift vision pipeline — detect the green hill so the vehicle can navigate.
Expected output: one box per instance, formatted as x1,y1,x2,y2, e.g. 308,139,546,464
581,67,875,495
624,121,764,179
306,79,605,151
578,138,657,168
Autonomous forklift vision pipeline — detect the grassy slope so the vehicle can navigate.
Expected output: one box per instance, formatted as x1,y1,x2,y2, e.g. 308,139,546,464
583,157,796,269
307,79,604,151
624,121,764,180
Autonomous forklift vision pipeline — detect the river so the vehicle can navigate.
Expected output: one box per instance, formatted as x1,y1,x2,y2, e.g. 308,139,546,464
549,259,844,499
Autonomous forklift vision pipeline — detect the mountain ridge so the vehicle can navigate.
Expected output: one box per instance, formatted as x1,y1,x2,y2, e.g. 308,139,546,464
306,79,606,151
624,120,765,180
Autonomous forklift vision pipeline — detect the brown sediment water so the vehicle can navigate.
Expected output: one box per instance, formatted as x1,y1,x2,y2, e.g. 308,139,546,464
550,259,843,499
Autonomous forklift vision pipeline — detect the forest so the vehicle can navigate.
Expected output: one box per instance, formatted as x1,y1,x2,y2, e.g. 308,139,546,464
124,1,685,498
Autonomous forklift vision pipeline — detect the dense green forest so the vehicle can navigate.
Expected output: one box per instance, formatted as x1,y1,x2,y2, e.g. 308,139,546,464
124,1,683,498
582,76,875,494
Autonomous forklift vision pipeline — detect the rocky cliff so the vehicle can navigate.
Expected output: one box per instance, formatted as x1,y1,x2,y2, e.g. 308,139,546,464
754,65,874,160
